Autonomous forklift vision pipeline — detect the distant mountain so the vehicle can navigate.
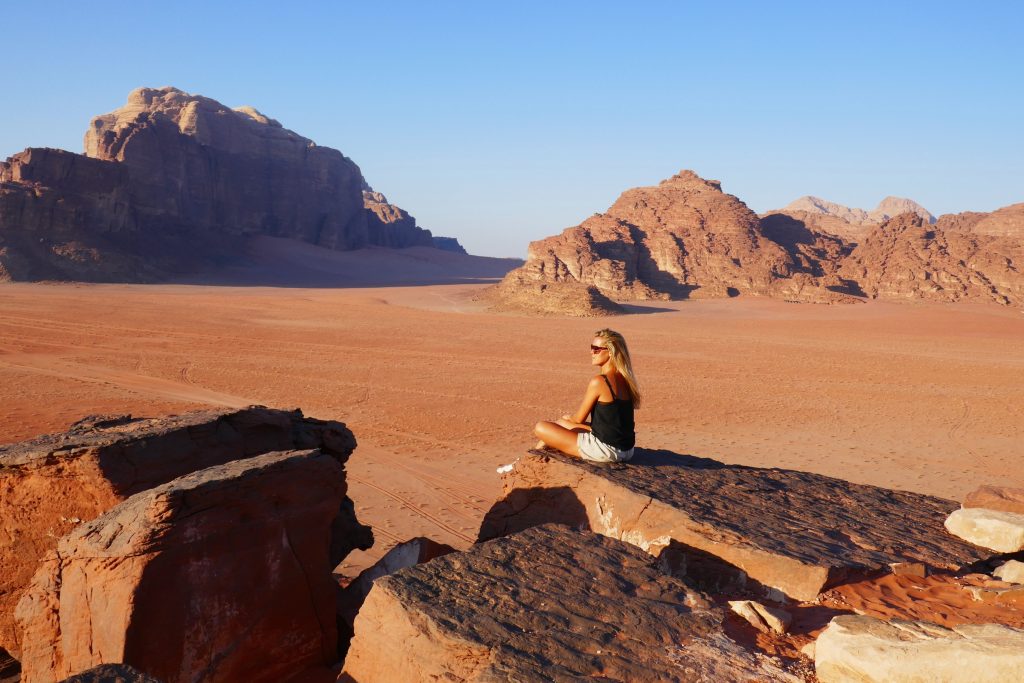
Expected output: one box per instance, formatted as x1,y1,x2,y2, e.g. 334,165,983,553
0,87,453,282
490,173,1023,315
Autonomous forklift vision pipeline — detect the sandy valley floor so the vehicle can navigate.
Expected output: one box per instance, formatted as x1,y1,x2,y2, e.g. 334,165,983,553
1,278,1022,575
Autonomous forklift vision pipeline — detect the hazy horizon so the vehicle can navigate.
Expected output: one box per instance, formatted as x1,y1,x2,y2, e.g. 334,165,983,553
3,1,1021,258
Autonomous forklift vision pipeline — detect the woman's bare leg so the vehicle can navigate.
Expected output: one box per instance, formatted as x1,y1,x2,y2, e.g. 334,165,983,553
534,421,582,457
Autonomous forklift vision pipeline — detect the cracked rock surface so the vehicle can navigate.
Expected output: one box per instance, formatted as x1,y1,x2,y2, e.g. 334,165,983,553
341,524,802,682
15,449,351,683
0,405,364,659
479,450,986,601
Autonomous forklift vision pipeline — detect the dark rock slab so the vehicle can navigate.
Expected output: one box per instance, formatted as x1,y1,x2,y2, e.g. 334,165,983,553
340,524,801,682
17,450,350,683
60,664,162,682
479,450,987,601
0,406,370,659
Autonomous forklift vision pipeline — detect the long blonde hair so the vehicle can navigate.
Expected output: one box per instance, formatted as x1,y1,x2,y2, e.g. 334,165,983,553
595,328,642,409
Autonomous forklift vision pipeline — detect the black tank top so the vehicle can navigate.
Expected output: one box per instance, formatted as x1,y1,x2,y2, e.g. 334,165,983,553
591,375,635,450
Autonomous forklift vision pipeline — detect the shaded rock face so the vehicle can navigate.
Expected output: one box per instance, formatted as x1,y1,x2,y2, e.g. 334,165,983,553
431,235,468,253
0,406,369,659
59,664,162,683
341,524,801,682
479,450,986,602
491,170,863,315
362,190,435,248
839,213,1024,305
16,450,350,683
0,87,438,281
814,615,1024,683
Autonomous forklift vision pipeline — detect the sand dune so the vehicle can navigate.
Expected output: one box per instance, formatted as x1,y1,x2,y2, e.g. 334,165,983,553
1,281,1022,575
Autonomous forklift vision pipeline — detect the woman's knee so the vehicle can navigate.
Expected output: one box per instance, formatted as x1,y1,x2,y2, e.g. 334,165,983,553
533,421,550,438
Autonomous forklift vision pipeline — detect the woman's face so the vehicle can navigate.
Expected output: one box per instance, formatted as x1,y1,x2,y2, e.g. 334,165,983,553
590,337,609,366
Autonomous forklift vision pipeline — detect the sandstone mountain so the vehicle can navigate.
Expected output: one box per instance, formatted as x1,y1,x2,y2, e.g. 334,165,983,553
493,171,1023,314
839,213,1024,305
0,87,452,282
491,170,860,314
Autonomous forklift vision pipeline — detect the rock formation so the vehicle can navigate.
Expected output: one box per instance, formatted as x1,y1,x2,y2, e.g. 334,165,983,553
0,406,370,659
814,615,1024,682
430,235,468,253
0,87,443,281
491,170,859,315
16,450,351,683
478,449,986,601
964,485,1024,515
839,213,1024,305
340,524,802,682
361,189,435,248
776,195,936,228
59,664,162,683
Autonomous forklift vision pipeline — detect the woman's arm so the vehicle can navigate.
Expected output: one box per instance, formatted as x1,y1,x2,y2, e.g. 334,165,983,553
565,376,605,426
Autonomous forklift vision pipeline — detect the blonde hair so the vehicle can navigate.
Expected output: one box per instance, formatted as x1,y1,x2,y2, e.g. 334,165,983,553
595,328,642,409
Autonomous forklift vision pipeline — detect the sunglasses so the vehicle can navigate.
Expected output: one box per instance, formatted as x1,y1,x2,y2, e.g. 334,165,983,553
590,345,608,354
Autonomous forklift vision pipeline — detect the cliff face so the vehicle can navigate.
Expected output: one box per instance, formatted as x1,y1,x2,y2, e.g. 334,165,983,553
491,170,859,314
839,213,1024,305
0,87,437,281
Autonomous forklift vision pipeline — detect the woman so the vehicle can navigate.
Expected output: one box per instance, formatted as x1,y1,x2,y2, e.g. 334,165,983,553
534,328,641,462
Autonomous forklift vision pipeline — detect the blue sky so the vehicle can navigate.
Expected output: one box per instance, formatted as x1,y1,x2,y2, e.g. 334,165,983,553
3,1,1021,257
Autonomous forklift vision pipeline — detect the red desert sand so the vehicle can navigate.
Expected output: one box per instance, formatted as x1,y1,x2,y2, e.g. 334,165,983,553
2,248,1023,632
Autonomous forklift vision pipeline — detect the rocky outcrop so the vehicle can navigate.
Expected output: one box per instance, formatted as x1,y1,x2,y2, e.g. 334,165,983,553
340,524,802,682
337,537,455,657
777,195,935,227
16,449,352,683
362,190,435,248
490,171,865,315
964,485,1024,515
0,406,369,659
0,87,444,281
484,271,627,316
839,213,1024,305
478,450,986,601
968,203,1024,238
814,615,1024,682
431,236,468,253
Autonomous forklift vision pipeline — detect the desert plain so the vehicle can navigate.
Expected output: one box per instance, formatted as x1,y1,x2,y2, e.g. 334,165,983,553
2,246,1022,583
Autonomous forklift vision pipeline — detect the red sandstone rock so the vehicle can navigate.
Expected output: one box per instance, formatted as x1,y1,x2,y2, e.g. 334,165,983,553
478,450,986,602
963,485,1024,515
0,87,437,281
490,170,860,315
336,537,455,656
839,213,1024,305
340,524,802,682
362,190,435,248
0,406,369,660
59,664,162,682
16,450,349,683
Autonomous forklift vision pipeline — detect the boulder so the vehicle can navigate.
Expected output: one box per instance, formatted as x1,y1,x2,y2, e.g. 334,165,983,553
994,560,1024,584
945,507,1024,553
15,449,354,683
336,537,455,657
728,600,792,634
340,524,801,682
479,450,986,601
814,615,1024,682
0,406,369,659
963,485,1024,515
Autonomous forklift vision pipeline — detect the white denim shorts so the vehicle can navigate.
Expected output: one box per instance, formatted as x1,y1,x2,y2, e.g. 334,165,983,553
577,431,634,463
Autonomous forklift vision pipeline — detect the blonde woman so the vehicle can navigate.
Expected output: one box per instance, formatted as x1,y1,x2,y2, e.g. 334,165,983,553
534,329,641,462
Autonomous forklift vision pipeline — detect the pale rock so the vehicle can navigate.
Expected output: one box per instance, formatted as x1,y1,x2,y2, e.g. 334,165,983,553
945,507,1024,553
994,559,1024,584
814,614,1024,683
729,600,792,634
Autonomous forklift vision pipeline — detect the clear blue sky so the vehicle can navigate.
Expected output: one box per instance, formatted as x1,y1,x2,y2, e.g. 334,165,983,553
3,1,1021,257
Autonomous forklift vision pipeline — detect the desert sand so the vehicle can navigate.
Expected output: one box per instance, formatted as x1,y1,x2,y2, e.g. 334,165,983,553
2,259,1023,586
